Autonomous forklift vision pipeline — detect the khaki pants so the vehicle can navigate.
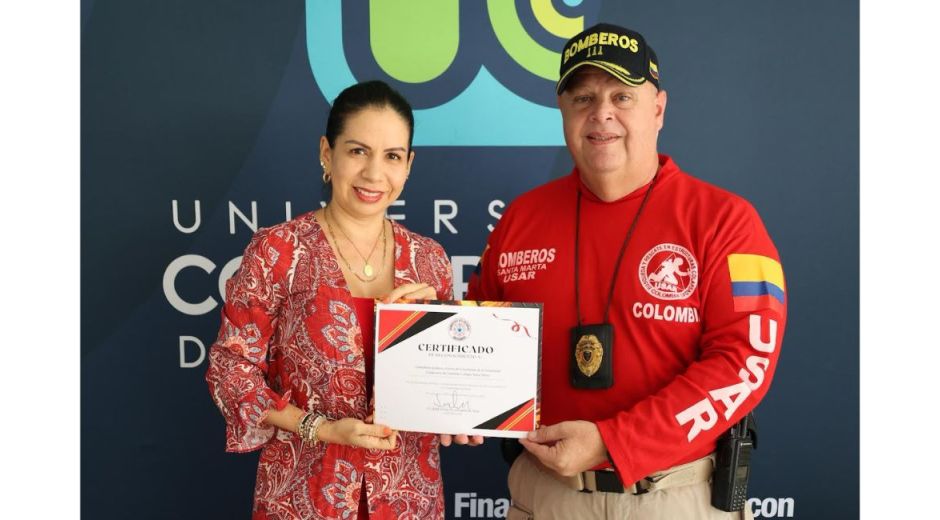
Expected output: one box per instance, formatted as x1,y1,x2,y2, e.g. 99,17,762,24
506,452,753,520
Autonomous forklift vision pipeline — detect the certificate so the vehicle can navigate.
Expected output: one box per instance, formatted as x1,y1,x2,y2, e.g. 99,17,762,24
373,301,542,438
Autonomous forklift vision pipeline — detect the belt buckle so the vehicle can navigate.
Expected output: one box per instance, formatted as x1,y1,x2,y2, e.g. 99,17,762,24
631,477,654,495
580,470,625,494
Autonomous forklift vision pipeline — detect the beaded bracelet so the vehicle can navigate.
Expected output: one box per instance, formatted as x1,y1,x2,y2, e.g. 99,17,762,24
296,413,328,446
308,415,327,446
297,412,313,441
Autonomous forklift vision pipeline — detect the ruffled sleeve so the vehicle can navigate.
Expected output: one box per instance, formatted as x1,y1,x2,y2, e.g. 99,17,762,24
205,227,295,452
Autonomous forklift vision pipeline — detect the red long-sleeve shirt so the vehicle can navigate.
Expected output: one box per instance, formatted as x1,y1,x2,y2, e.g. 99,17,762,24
467,155,786,486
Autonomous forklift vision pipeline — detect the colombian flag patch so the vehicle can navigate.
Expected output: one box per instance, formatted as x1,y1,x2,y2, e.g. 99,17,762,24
727,254,785,314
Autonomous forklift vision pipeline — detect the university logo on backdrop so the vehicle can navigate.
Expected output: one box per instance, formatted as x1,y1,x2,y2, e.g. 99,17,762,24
167,1,601,369
306,0,599,146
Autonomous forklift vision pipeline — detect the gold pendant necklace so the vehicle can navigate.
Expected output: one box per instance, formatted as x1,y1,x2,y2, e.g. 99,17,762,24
323,207,387,282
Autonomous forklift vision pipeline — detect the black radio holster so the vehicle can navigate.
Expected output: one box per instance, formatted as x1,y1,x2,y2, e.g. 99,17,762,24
711,412,759,512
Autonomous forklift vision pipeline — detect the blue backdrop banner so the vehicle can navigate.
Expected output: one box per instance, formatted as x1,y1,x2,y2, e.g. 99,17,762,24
81,1,859,518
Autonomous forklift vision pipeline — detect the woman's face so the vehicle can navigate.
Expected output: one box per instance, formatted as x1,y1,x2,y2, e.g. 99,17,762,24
320,106,414,220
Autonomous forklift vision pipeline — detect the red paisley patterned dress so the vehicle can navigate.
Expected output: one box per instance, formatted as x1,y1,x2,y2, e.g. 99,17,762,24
206,211,452,520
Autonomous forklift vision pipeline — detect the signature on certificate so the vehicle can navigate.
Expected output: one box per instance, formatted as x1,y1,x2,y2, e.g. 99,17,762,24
430,390,472,412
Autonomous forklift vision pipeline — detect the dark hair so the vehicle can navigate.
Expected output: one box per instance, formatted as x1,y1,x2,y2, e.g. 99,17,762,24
325,80,415,150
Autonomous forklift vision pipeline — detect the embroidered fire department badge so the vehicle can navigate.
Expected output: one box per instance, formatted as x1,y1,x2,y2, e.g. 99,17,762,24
639,243,699,300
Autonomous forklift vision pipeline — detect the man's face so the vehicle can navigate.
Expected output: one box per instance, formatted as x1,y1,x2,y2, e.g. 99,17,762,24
558,68,667,176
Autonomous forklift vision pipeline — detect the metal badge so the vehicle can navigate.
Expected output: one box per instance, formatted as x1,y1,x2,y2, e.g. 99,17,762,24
570,323,614,389
575,333,603,377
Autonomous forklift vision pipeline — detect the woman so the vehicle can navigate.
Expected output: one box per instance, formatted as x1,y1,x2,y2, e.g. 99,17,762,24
206,81,452,519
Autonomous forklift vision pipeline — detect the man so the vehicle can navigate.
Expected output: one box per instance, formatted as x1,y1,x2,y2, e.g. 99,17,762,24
465,23,785,519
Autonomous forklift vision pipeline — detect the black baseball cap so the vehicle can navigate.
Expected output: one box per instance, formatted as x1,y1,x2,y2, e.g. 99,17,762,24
556,23,660,95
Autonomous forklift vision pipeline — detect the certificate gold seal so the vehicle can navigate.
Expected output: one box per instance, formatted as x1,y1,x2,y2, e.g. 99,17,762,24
575,334,603,377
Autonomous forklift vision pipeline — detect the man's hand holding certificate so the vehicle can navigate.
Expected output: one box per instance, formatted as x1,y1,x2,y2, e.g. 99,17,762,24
374,301,542,438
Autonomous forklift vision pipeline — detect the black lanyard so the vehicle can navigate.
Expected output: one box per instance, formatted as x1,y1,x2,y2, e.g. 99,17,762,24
574,173,658,326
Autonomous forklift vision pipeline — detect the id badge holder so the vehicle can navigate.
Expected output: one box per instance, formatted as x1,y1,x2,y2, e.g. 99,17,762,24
570,323,613,389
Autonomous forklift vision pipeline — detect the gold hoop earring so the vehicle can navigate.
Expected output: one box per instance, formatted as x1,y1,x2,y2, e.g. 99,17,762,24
322,170,331,184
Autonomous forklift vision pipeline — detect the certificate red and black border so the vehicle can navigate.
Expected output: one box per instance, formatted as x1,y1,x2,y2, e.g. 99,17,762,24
374,300,543,435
